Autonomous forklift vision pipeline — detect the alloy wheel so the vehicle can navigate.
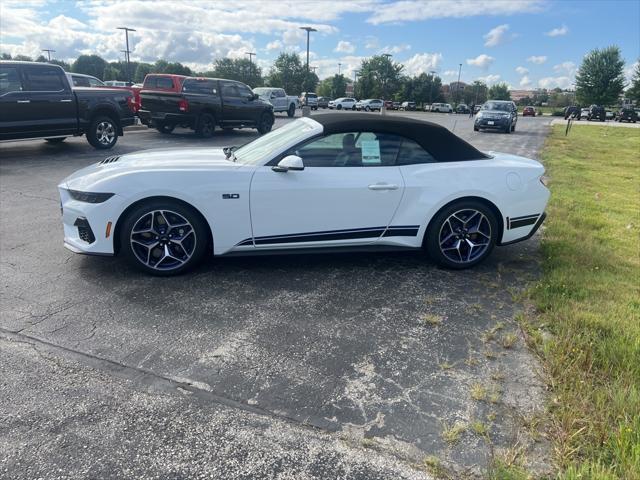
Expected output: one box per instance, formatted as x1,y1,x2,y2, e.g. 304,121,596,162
130,210,197,271
96,121,115,146
438,209,491,264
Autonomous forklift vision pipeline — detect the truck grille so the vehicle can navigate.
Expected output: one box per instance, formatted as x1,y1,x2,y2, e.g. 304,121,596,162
99,155,121,165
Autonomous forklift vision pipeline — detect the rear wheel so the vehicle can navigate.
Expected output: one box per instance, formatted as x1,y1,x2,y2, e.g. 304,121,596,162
45,137,66,144
120,200,209,276
156,123,175,134
352,105,356,111
87,115,118,149
287,104,295,117
425,200,498,269
365,106,370,112
196,113,215,138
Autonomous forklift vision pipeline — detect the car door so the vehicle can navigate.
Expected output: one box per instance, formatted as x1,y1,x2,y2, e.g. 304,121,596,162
249,131,405,248
221,81,256,124
19,64,76,137
0,64,26,139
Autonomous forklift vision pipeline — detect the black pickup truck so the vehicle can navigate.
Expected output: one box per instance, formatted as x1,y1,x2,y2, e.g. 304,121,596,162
138,77,274,137
0,61,135,149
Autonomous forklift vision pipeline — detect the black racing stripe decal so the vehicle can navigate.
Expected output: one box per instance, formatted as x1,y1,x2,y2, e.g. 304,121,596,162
235,225,420,247
508,214,540,229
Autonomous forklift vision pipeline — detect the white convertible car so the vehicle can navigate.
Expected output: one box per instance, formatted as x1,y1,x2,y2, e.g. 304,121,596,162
59,114,549,275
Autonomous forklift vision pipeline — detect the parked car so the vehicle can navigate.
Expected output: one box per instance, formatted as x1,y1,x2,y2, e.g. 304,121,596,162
58,113,549,275
299,92,318,109
317,96,331,108
455,104,470,114
474,100,518,133
138,77,274,137
383,100,394,110
605,110,614,120
431,103,453,113
577,108,589,120
104,80,129,87
356,99,383,111
0,61,135,149
474,105,482,114
587,105,606,122
522,106,536,117
392,102,401,110
253,87,299,117
617,107,638,123
67,73,105,88
328,97,357,110
400,101,416,111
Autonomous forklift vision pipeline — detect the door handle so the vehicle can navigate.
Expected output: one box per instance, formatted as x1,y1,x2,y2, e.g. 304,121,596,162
59,99,72,103
368,183,399,191
16,100,30,104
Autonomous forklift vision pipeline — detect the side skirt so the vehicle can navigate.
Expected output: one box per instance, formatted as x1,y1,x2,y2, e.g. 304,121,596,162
220,244,423,257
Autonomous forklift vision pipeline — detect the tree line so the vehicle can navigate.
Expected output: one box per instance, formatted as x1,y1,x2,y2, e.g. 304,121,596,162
3,46,638,106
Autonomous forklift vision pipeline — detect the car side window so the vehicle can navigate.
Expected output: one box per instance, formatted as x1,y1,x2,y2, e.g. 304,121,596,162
291,132,401,167
22,65,65,92
0,66,22,94
276,89,285,98
221,82,239,97
396,138,437,165
88,77,103,87
156,77,173,89
236,83,253,98
183,79,218,95
72,76,90,87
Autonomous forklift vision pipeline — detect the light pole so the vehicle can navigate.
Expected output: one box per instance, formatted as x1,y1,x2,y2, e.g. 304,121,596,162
338,63,341,75
117,27,136,85
429,70,437,106
455,63,462,106
42,49,55,62
245,52,256,84
354,70,360,98
381,53,392,100
299,26,317,73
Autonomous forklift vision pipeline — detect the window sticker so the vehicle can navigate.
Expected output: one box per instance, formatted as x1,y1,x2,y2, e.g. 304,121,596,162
361,140,381,164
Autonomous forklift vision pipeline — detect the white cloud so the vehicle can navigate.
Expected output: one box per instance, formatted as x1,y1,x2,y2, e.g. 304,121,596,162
442,70,458,77
538,76,572,89
519,75,532,87
402,52,443,76
367,0,544,24
483,24,510,47
335,40,356,54
625,61,638,83
365,36,379,49
380,44,411,54
515,66,529,75
545,24,569,37
477,74,501,85
527,55,547,64
265,40,283,51
467,54,494,69
553,61,576,76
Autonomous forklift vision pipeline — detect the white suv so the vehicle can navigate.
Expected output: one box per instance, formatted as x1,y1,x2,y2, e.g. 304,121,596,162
328,97,357,110
431,103,453,113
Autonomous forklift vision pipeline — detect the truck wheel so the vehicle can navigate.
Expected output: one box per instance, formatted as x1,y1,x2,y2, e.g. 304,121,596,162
287,104,295,117
45,137,66,144
196,113,215,138
87,115,118,149
257,112,274,135
156,123,175,134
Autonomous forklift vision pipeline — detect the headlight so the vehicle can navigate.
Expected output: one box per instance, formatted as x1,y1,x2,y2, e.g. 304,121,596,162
67,189,115,203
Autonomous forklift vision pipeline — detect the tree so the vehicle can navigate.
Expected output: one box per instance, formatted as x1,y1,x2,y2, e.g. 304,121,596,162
355,55,403,99
266,53,306,94
575,46,625,106
462,81,487,105
72,55,107,79
625,60,640,103
134,62,153,83
487,83,511,100
204,58,262,87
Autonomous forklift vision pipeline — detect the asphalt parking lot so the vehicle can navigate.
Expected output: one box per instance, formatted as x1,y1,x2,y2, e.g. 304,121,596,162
1,112,553,478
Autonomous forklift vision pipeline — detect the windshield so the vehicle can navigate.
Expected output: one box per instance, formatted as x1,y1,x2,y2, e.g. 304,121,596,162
482,102,511,112
233,119,317,166
253,88,271,96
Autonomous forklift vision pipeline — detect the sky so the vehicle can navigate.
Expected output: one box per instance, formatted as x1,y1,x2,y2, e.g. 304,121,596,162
1,0,638,89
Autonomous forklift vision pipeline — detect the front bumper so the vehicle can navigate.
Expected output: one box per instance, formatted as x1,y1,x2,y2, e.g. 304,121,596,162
475,116,511,129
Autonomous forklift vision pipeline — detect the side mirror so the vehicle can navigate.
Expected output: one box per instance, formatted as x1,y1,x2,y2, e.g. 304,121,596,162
270,92,277,99
272,155,304,172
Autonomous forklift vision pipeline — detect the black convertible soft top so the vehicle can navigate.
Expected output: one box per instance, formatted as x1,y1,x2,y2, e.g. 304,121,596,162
312,113,490,162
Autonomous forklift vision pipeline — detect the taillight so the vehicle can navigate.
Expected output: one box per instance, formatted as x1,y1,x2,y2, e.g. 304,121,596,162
179,99,189,112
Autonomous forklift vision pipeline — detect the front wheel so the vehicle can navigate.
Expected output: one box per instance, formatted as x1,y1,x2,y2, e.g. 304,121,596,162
336,104,342,110
120,200,209,276
351,105,356,111
365,106,370,112
257,112,274,134
425,200,498,269
87,115,118,149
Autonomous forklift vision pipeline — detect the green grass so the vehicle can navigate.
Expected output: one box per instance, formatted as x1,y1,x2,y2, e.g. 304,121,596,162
525,125,640,478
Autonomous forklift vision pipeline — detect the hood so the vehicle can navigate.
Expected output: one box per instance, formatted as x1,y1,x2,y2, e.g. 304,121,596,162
61,147,238,191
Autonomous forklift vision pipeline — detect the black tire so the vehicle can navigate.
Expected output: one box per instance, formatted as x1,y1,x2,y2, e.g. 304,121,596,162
337,104,342,110
474,125,479,132
120,199,209,276
287,104,295,117
256,112,274,135
87,115,118,149
365,106,370,112
352,105,356,111
511,123,516,132
156,123,175,134
504,123,511,134
196,113,216,138
45,137,66,144
425,200,498,269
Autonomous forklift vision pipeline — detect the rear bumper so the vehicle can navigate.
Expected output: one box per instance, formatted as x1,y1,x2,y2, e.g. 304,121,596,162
499,213,546,246
137,110,194,127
